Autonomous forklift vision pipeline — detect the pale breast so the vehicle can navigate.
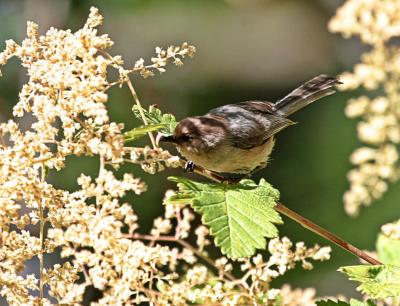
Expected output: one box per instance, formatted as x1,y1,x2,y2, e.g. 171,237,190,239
178,138,275,174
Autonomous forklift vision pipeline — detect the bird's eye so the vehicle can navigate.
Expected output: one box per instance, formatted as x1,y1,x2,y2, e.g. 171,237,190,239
180,135,193,142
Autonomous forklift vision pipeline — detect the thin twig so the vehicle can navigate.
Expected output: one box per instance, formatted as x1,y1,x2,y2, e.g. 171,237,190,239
275,203,381,265
39,165,46,304
126,77,157,149
97,49,157,148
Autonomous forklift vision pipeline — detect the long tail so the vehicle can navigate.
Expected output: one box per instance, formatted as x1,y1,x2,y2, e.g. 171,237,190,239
273,74,341,117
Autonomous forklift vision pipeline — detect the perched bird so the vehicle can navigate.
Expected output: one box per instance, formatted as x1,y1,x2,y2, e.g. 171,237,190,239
161,75,341,176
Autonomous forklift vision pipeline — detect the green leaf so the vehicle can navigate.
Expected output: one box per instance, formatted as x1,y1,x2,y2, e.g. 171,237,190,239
132,104,177,135
165,177,282,259
317,299,376,306
124,123,167,142
376,234,400,265
339,264,400,299
349,299,376,306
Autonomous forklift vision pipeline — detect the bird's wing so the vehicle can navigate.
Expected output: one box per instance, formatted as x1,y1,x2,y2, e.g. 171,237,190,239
238,100,277,113
207,103,295,149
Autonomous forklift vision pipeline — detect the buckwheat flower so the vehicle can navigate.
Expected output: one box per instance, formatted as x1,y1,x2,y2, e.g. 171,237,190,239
350,147,376,164
345,96,370,118
85,7,104,29
263,237,331,278
0,272,38,305
312,246,331,261
180,248,197,264
44,262,83,304
186,266,208,285
151,217,173,236
176,208,195,239
381,219,400,240
164,196,180,219
130,42,196,78
0,40,18,76
215,257,233,277
195,225,210,251
280,284,317,306
267,288,281,300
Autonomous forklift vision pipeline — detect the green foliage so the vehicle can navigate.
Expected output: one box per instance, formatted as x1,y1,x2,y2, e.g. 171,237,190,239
165,177,282,259
132,104,177,135
124,123,166,142
376,234,400,265
338,264,400,299
337,231,400,301
348,300,376,306
317,299,376,306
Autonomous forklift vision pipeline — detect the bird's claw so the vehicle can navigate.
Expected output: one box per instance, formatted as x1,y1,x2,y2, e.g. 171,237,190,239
184,161,195,173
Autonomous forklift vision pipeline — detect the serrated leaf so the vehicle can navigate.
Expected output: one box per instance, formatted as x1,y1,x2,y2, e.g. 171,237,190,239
339,264,400,299
317,299,376,306
165,177,282,259
132,104,177,135
377,234,400,265
124,123,167,142
349,299,376,306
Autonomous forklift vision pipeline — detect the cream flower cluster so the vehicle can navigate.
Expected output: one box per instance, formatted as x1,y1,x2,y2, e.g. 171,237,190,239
329,0,400,45
381,219,400,240
0,7,331,305
329,0,400,216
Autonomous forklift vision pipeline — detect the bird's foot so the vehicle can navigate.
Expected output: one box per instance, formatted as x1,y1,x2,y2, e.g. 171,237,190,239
220,173,249,185
184,160,195,173
222,177,242,185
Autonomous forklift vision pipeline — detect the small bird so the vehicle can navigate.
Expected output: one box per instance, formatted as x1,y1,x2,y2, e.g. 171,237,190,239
160,75,341,176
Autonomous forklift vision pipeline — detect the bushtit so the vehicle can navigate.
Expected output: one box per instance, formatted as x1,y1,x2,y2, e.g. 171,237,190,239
160,74,341,175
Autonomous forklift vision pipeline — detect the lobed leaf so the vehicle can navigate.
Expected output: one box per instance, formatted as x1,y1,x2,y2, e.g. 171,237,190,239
166,177,282,259
132,104,177,135
339,264,400,299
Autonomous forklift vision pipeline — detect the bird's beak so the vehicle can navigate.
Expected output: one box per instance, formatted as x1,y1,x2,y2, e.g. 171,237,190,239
159,135,177,144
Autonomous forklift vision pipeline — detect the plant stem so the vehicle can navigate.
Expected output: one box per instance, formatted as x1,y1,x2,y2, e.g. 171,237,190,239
126,77,157,149
98,49,157,149
275,202,381,265
39,165,46,304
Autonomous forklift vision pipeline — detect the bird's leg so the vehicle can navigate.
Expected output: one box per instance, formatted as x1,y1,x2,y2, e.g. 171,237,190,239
184,162,243,185
184,160,195,173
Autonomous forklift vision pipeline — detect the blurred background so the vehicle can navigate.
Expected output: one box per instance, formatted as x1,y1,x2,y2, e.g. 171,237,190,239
0,0,399,303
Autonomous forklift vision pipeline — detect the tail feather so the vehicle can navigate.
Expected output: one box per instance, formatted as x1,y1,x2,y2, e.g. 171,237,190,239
273,74,341,117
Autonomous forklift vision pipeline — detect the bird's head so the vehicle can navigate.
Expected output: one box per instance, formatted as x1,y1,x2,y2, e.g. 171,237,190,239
160,116,226,154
